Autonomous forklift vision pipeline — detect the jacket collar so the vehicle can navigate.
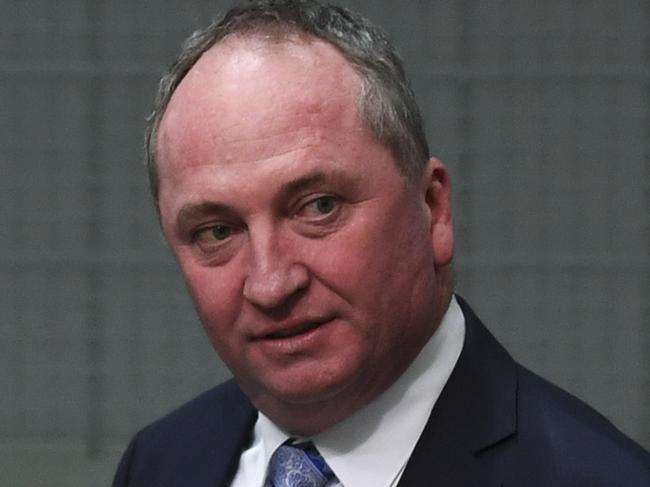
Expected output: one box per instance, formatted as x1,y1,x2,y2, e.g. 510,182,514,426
398,295,518,485
206,381,257,487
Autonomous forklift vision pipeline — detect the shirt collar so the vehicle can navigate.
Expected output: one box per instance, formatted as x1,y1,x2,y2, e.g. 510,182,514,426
257,295,465,487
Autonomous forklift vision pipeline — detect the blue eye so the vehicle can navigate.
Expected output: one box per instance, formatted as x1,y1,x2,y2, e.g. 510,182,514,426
299,196,340,221
211,225,232,241
192,223,240,261
314,196,337,214
195,224,233,245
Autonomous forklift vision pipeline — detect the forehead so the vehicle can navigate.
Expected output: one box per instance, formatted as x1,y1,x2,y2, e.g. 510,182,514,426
157,35,365,174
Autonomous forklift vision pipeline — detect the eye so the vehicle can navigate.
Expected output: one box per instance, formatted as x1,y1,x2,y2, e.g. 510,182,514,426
208,224,232,241
194,224,236,251
314,196,336,214
301,196,339,218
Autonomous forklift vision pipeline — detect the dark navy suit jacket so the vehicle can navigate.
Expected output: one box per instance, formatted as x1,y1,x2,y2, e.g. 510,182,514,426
113,297,650,486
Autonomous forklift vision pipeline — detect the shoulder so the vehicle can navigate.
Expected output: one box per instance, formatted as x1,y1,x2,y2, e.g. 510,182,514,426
135,379,254,446
454,296,650,484
113,379,257,486
511,365,650,484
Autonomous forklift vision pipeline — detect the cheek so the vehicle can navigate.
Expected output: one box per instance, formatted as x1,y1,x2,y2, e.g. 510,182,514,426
319,206,430,289
315,206,435,330
182,263,244,338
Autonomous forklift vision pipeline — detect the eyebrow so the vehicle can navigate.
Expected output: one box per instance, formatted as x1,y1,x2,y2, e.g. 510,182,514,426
280,171,329,194
175,202,232,235
280,168,358,195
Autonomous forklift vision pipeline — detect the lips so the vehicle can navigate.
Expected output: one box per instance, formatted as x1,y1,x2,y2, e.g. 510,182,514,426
252,316,333,341
265,321,322,339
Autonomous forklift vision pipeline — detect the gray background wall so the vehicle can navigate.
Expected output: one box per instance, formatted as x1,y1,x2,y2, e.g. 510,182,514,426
1,1,648,485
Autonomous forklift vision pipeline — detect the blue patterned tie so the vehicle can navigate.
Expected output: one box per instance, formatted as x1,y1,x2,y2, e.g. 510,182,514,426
266,441,337,487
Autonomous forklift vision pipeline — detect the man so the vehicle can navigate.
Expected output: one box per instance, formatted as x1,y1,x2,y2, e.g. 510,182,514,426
113,1,650,485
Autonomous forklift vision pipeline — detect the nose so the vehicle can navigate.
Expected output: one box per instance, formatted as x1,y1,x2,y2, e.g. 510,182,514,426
243,231,309,309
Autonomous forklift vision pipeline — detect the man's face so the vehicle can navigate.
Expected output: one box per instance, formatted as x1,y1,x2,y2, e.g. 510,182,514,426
156,36,453,433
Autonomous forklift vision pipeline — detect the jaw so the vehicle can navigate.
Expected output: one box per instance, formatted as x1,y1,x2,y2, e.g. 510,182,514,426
244,369,375,436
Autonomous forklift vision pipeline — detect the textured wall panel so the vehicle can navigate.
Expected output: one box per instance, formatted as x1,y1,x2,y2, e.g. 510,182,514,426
1,1,648,484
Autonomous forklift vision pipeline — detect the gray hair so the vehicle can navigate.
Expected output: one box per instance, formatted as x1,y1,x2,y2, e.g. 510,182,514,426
145,0,430,204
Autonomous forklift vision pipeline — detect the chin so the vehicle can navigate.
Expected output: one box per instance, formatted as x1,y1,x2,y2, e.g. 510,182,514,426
257,374,352,406
244,367,367,423
252,384,357,436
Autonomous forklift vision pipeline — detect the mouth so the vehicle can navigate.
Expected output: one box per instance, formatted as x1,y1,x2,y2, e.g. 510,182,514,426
249,317,335,354
265,321,323,340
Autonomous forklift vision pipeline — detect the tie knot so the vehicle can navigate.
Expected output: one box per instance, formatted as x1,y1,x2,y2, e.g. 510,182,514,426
266,441,336,487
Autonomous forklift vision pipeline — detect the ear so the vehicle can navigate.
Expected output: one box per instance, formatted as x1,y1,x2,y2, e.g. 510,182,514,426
422,158,454,267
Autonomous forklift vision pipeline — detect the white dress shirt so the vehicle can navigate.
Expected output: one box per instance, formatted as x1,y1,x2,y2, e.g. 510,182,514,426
231,295,465,487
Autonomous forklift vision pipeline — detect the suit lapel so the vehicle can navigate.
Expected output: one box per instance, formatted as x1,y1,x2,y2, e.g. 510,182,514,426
182,381,257,487
398,296,518,486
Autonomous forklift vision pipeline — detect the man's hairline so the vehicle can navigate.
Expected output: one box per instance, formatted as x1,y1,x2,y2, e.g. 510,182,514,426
149,29,421,210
